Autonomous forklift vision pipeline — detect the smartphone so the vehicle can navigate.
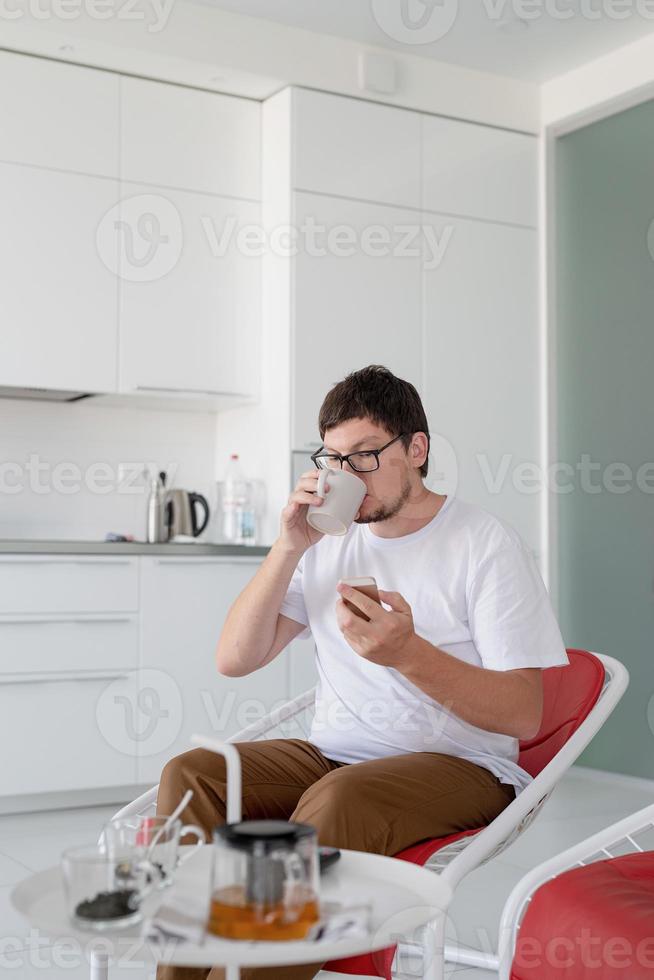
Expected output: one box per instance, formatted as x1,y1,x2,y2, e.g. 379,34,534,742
318,845,341,873
340,576,381,621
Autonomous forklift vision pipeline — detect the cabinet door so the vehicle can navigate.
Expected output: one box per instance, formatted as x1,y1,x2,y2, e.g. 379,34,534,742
121,77,260,200
0,672,137,797
293,89,421,208
422,116,538,227
0,164,118,393
138,558,288,785
422,214,540,552
118,187,260,398
0,50,119,177
292,192,423,450
0,556,138,614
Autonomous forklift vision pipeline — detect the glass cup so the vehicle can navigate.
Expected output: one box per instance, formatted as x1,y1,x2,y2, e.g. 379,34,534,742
101,815,205,888
61,843,162,931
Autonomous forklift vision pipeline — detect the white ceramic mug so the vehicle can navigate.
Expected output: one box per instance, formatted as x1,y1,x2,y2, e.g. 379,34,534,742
306,469,367,536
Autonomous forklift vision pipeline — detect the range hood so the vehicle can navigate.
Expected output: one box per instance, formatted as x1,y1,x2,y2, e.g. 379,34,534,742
0,386,94,403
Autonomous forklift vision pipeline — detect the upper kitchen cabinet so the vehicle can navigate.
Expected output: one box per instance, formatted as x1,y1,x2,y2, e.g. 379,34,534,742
422,214,539,552
293,89,421,209
118,186,260,399
291,192,423,450
0,163,118,393
0,50,119,178
120,77,261,200
422,116,538,227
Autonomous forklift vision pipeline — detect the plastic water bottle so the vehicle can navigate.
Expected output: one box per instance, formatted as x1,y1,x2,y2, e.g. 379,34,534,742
222,455,256,545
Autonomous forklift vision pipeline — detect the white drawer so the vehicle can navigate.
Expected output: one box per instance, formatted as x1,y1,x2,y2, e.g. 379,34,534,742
0,671,137,796
0,614,138,675
0,556,138,614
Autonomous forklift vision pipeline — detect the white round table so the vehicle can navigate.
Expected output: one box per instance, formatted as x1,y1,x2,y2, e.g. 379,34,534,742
11,844,451,980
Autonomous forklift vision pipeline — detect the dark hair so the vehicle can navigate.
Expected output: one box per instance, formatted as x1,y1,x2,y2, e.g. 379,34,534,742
318,364,430,479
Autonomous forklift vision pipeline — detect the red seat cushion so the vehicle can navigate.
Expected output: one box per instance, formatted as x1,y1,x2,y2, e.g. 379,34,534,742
510,853,654,979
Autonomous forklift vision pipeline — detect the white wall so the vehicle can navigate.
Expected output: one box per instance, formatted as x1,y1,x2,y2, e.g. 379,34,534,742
0,398,218,541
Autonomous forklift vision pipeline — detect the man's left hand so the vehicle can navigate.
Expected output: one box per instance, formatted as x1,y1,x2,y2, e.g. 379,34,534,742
335,582,416,668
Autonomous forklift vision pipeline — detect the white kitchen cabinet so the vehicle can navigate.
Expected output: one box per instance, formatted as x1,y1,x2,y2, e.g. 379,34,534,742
0,50,119,178
137,558,288,785
422,214,540,551
291,191,423,450
118,186,260,399
0,614,138,675
0,163,119,393
121,77,260,200
293,89,421,209
0,555,140,803
0,672,137,797
0,556,138,614
422,116,538,227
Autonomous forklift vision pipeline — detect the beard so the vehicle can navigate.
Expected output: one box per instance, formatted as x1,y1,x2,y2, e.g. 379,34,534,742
354,475,412,525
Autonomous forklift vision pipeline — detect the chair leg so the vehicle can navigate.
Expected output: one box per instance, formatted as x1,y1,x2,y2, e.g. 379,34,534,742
90,950,109,980
416,916,446,980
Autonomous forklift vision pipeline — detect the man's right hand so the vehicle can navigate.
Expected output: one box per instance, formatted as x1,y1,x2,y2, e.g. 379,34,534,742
278,469,328,555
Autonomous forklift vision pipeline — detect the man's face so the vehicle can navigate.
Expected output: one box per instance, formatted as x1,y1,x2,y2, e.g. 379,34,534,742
321,418,421,525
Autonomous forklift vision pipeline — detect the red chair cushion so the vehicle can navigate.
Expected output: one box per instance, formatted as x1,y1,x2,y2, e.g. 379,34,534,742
510,853,654,979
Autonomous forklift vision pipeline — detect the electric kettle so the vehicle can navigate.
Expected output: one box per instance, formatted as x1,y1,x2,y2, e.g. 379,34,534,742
165,489,210,540
208,820,320,941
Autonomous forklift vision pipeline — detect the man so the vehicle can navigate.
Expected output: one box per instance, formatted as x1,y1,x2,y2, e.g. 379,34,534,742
157,364,568,980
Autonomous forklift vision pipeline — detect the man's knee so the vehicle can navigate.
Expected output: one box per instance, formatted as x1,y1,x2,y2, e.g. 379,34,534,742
292,768,363,836
161,747,225,790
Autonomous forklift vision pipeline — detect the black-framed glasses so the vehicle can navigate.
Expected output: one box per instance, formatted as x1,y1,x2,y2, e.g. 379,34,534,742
311,433,408,473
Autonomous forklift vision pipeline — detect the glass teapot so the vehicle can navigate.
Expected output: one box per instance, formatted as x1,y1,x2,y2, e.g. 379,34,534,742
208,820,320,941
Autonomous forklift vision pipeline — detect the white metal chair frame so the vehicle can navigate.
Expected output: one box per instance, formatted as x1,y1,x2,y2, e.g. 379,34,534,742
495,801,654,979
110,651,628,979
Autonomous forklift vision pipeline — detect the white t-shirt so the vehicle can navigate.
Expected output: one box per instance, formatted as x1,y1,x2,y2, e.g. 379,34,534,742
279,493,568,794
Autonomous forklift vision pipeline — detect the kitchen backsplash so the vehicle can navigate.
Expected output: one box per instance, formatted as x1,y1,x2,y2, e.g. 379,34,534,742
0,398,219,541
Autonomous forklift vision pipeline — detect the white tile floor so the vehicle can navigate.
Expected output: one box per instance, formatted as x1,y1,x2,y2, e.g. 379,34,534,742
1,768,652,979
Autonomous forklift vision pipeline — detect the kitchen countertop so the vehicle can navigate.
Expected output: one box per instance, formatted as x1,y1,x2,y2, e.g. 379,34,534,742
0,540,270,556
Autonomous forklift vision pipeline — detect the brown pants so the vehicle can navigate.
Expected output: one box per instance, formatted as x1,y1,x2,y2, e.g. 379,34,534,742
156,738,515,980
